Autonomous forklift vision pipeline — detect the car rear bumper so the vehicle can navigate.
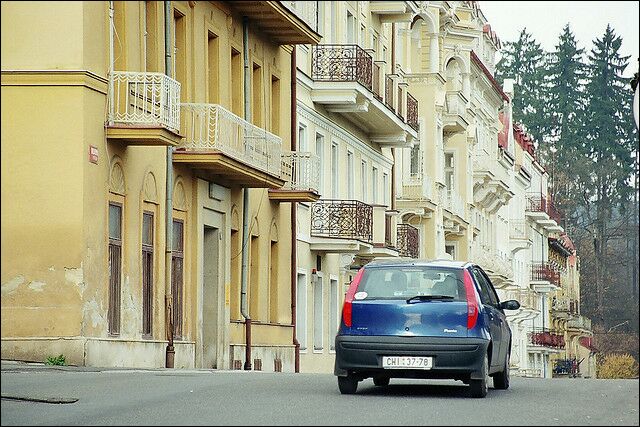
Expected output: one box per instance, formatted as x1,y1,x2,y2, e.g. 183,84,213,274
334,335,489,380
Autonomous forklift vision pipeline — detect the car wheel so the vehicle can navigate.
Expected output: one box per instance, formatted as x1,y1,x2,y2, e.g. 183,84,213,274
338,375,358,394
373,376,390,387
493,351,510,390
469,352,489,398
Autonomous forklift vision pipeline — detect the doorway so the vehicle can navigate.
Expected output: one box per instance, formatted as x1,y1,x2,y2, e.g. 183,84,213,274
202,224,220,368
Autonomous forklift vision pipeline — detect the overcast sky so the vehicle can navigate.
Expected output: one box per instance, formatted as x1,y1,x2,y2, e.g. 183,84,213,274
479,1,639,77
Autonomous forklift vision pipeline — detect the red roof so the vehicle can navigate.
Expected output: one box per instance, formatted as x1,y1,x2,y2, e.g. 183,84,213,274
470,51,509,102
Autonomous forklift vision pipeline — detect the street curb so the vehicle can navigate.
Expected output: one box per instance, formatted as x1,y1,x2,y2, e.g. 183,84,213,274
1,393,78,404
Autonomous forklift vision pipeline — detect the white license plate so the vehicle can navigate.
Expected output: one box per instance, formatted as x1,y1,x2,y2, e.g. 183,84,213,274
382,356,433,370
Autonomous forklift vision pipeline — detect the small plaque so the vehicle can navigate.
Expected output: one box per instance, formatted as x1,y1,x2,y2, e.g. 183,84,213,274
89,145,99,164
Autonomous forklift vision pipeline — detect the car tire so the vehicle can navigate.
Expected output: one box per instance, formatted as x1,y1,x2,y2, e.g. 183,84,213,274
493,351,510,390
373,376,390,387
469,352,489,398
338,375,358,394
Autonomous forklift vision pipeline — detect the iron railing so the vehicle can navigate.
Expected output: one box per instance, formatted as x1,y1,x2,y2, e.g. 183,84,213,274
407,93,419,132
108,71,181,133
397,85,405,121
281,152,320,192
531,262,561,286
385,214,393,248
372,62,382,101
312,44,372,90
310,200,373,242
397,223,420,258
526,192,563,223
179,103,283,177
528,328,565,349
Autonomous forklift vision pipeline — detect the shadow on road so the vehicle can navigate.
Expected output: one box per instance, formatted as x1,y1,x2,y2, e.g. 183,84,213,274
357,381,474,399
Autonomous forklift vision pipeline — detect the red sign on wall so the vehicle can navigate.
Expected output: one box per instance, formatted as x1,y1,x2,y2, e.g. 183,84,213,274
89,145,99,164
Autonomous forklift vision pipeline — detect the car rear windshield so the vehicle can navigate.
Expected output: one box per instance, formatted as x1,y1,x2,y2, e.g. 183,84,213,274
357,266,466,301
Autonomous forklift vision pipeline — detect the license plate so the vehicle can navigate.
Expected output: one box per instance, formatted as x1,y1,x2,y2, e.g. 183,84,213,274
382,356,433,370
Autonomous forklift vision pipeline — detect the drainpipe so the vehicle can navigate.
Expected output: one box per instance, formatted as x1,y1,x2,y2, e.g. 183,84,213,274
290,46,300,373
390,23,397,211
108,1,114,125
164,0,175,368
241,16,252,371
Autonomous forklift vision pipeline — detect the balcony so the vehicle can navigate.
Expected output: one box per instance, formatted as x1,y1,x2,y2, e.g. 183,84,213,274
530,262,560,292
473,152,514,214
509,220,532,254
369,1,419,22
441,188,466,220
311,44,418,147
361,208,401,258
471,246,513,287
397,223,420,258
106,71,182,146
567,315,592,332
551,296,579,319
443,91,469,133
505,289,540,322
309,199,374,253
526,193,563,232
528,328,565,351
228,1,321,45
269,152,320,202
174,103,285,188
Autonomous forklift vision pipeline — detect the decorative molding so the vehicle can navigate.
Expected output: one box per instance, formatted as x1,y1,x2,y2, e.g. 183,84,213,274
109,156,126,195
1,69,108,95
142,172,158,203
173,178,187,211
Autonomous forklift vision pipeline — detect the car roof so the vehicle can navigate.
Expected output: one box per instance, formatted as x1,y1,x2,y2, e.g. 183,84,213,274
365,258,471,269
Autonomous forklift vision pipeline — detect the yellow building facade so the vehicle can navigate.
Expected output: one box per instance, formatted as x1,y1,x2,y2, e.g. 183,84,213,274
2,0,320,370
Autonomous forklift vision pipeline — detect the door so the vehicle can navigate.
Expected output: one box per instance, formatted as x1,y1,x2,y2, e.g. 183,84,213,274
472,267,503,370
202,224,220,368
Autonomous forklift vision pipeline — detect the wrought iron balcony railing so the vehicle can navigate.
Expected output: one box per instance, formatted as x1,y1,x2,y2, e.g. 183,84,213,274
281,152,320,192
531,262,561,286
528,328,565,349
312,44,418,132
108,71,181,133
526,192,563,223
310,199,373,242
179,103,283,177
397,223,420,258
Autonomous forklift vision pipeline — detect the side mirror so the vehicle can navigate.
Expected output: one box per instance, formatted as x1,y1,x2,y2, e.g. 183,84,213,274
499,300,520,310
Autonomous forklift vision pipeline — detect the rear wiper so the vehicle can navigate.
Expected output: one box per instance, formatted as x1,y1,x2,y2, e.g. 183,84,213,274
406,295,455,304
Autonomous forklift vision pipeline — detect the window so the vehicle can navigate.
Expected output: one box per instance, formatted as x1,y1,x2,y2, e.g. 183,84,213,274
361,160,367,202
347,151,354,199
144,1,159,72
410,145,421,176
371,33,379,58
313,274,324,351
445,244,456,259
250,235,260,319
271,76,280,135
360,24,366,47
296,273,307,350
472,267,496,306
315,133,325,195
172,219,184,339
173,9,186,101
269,240,279,323
298,124,307,152
383,172,389,207
108,203,123,335
445,152,455,190
207,32,219,104
231,48,242,117
346,11,355,44
331,142,339,198
252,63,263,127
372,167,378,204
329,278,339,351
142,211,154,337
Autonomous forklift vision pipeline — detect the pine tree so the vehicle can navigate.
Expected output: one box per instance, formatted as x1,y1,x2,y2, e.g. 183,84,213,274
496,28,549,148
577,25,636,323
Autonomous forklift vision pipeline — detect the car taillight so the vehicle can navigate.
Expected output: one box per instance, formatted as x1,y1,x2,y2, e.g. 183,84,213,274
342,267,365,327
463,269,479,329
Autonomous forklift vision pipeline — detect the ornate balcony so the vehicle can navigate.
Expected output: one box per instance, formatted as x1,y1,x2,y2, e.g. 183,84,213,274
443,91,469,133
309,200,374,253
567,315,592,332
528,328,565,351
228,1,321,45
174,103,285,188
269,152,320,202
509,220,532,254
471,246,513,287
441,188,466,220
530,262,560,292
526,193,563,232
473,151,514,214
369,1,418,22
505,289,540,323
107,71,182,146
311,44,418,147
397,223,420,258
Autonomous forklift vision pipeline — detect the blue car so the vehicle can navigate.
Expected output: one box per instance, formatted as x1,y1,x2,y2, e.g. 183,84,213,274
334,259,520,398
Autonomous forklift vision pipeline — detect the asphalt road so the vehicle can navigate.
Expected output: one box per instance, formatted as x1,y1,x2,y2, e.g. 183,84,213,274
1,362,638,426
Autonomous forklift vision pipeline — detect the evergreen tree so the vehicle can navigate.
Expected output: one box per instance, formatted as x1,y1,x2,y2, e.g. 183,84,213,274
575,25,636,323
496,28,549,149
544,24,587,215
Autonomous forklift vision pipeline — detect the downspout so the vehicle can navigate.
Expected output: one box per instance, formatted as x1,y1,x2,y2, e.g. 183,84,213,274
108,1,114,125
391,23,396,210
290,46,300,373
241,16,252,371
164,0,175,368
